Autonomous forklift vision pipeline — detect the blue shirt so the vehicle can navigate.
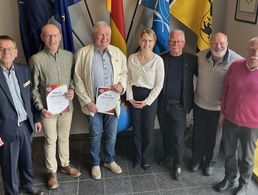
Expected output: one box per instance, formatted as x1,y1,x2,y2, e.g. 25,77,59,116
1,64,27,123
91,47,113,96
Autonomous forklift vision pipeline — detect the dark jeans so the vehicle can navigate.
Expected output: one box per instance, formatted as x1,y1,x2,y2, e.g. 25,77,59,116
158,100,186,168
223,119,258,184
192,104,221,167
131,86,158,165
0,121,33,195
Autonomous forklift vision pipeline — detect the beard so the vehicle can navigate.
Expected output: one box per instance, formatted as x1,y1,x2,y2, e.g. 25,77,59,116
211,48,227,58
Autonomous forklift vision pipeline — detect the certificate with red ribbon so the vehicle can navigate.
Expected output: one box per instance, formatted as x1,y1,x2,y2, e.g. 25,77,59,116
46,84,69,115
96,87,119,115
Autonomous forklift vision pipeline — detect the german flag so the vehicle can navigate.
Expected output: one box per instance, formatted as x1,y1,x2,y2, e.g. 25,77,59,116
106,0,127,55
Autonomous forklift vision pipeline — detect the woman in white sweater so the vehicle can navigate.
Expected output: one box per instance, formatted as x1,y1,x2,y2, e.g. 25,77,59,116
126,29,164,170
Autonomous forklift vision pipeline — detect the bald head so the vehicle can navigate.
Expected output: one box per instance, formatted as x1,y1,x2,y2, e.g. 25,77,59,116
41,24,61,54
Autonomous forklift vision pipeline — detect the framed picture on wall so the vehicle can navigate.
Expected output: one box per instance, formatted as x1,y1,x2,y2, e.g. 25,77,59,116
235,0,258,24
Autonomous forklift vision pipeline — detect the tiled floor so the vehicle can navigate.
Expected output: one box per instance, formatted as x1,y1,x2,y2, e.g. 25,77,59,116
0,131,257,195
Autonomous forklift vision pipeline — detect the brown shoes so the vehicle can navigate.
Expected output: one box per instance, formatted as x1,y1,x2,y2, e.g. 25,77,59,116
60,166,81,177
48,172,59,190
47,166,81,189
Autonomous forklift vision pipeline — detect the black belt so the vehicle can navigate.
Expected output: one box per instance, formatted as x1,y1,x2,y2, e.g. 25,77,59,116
18,119,28,127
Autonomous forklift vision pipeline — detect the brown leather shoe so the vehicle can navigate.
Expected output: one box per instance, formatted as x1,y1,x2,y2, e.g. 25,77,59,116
60,166,81,177
48,173,58,190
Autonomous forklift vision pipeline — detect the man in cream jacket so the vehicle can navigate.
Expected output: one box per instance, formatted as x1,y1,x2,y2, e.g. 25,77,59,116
74,21,127,180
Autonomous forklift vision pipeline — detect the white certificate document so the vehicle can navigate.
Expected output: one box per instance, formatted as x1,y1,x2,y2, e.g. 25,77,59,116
46,84,69,115
96,87,119,115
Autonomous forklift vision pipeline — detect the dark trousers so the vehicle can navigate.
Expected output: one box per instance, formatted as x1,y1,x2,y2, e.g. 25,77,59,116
0,121,33,195
192,104,221,167
223,119,258,185
131,86,158,165
158,101,186,168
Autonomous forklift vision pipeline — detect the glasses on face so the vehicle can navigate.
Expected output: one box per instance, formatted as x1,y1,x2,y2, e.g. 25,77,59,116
169,40,184,44
0,47,16,53
211,42,227,47
42,34,60,39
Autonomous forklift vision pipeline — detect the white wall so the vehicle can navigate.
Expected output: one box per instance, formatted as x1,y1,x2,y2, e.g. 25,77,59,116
1,0,256,134
225,1,258,56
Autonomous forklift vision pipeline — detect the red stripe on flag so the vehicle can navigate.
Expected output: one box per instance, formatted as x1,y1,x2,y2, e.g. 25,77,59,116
110,0,126,40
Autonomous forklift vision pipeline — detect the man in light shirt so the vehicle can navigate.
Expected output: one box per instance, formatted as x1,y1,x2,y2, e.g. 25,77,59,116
74,21,127,180
30,24,81,190
192,33,242,176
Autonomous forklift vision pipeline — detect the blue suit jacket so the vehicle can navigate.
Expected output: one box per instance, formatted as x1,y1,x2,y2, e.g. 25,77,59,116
0,63,39,143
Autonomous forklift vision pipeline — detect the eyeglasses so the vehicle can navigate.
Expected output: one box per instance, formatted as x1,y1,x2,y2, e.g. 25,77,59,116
169,40,185,44
42,34,60,39
0,47,16,53
210,42,227,47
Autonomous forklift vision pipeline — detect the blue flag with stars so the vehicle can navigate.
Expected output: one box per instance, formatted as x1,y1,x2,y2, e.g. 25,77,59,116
54,0,80,53
152,0,170,54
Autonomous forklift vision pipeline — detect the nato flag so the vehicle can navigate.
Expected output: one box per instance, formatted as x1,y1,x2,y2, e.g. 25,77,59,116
153,0,170,54
18,0,54,61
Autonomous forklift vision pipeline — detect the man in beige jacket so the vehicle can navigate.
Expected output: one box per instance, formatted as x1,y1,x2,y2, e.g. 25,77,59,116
74,21,127,180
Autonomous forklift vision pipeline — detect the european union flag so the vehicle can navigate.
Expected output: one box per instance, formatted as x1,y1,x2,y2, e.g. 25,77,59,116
153,0,170,54
18,0,54,61
54,0,80,53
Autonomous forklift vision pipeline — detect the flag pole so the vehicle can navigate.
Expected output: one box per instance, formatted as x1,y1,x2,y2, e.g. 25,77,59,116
72,29,85,47
83,0,94,27
126,0,140,43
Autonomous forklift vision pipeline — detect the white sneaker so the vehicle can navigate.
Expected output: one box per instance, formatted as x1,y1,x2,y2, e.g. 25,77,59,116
91,166,101,180
104,161,122,174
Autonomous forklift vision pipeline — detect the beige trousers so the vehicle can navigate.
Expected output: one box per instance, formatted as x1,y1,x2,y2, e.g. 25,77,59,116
41,111,73,173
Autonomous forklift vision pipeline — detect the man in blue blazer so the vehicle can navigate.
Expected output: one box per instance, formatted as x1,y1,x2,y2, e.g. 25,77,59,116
0,35,44,195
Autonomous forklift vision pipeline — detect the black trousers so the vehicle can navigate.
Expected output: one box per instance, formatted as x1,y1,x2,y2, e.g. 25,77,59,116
192,104,221,167
131,86,158,165
0,121,33,195
158,100,186,168
223,119,258,185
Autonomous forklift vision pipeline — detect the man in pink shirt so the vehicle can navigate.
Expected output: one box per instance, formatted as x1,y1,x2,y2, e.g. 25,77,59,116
215,37,258,195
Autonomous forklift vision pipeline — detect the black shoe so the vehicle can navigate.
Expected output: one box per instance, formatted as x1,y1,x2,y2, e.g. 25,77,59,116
174,167,182,180
133,162,140,168
20,187,44,195
234,184,248,195
203,166,213,176
191,162,200,172
214,177,236,192
142,164,150,171
158,156,172,166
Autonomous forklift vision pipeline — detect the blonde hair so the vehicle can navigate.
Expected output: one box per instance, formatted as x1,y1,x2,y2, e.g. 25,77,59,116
139,29,157,42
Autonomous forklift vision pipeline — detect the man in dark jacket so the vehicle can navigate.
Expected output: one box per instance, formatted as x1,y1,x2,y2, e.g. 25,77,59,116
0,35,43,195
158,30,197,180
